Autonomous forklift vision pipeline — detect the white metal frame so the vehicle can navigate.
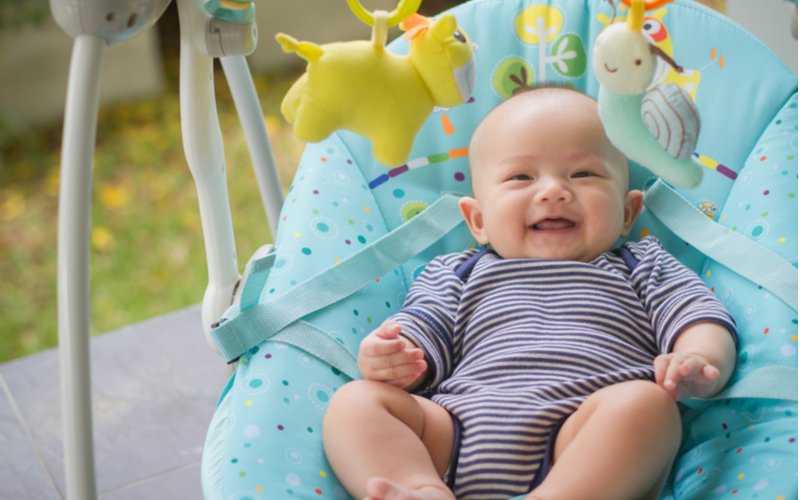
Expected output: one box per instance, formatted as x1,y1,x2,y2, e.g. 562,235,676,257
51,0,283,497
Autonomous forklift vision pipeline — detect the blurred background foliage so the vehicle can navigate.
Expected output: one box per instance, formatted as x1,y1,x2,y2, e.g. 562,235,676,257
0,0,466,362
0,0,48,30
0,68,306,362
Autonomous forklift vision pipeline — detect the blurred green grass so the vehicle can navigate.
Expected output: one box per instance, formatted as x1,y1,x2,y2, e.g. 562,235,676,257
0,68,305,362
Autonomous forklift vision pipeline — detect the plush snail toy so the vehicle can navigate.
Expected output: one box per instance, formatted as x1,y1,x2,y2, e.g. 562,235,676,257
593,0,703,189
276,0,476,167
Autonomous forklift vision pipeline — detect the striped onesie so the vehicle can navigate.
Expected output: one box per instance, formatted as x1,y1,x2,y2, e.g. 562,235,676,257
392,236,737,500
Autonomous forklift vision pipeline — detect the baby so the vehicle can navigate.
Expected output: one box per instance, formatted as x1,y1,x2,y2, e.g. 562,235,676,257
322,86,737,500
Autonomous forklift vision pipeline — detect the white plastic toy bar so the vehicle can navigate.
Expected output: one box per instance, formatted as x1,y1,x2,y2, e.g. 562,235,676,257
49,0,281,497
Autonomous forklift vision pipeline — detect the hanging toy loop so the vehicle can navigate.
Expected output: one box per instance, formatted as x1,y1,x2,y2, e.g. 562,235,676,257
618,0,675,9
626,0,646,31
372,10,389,48
620,0,675,30
346,0,423,28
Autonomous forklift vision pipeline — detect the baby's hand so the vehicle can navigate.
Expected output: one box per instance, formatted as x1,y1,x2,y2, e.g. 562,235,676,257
654,353,721,401
358,320,428,389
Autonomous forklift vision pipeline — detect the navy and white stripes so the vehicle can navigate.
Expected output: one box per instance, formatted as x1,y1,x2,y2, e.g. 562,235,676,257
392,236,736,500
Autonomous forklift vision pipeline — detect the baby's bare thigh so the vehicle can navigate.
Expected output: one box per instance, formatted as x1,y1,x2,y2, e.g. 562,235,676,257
550,380,678,500
410,394,456,478
552,380,677,461
328,381,456,478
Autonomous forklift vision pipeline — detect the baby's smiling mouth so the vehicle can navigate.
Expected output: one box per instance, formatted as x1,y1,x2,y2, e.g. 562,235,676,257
531,218,577,230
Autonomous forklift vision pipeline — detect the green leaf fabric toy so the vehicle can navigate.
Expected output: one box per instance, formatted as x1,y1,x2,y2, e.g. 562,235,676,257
593,0,704,189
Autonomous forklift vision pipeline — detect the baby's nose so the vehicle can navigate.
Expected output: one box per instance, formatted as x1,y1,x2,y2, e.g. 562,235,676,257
536,179,571,202
538,192,568,202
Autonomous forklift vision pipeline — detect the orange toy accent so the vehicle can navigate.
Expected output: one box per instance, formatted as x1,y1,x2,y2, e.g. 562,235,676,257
402,14,431,40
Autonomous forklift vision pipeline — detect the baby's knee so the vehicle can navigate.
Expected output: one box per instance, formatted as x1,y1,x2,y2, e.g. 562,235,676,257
608,381,681,431
627,380,676,408
328,380,399,416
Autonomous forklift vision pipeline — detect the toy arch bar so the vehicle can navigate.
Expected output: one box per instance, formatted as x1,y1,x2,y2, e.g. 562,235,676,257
346,0,422,27
618,0,675,10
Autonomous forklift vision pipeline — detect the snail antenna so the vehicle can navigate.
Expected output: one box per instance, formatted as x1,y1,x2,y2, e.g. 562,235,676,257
649,43,684,73
606,0,617,24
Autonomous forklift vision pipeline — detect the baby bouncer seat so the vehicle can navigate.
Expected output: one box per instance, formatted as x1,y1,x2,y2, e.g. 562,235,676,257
200,1,798,499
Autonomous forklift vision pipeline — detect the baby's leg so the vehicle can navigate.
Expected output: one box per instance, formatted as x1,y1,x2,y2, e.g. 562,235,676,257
529,380,681,500
323,380,456,500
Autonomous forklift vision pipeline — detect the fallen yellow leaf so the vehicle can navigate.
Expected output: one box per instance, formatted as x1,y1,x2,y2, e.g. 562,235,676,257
91,226,116,252
0,191,25,222
99,183,133,209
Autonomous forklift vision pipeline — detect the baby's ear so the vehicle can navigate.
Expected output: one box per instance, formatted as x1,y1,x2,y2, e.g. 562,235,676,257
459,197,489,245
620,190,644,237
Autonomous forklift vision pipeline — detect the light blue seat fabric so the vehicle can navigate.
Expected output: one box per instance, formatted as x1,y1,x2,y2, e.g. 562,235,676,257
200,1,798,499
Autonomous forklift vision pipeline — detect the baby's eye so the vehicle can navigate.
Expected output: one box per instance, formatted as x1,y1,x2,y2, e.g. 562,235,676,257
572,171,593,178
511,174,532,181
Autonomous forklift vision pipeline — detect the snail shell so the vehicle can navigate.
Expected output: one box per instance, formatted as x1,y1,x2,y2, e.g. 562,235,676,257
640,83,700,160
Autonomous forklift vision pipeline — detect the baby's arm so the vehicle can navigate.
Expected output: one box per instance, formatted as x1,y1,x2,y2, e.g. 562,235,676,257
358,319,432,391
654,321,736,401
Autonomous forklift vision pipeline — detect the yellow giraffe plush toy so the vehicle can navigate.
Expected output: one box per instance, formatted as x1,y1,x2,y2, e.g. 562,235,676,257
276,0,476,167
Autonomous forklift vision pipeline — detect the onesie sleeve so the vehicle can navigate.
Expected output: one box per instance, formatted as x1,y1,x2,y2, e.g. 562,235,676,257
390,253,466,394
626,237,738,354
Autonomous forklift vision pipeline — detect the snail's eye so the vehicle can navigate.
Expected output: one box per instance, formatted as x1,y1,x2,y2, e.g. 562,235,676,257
453,31,466,43
642,19,663,37
635,59,642,66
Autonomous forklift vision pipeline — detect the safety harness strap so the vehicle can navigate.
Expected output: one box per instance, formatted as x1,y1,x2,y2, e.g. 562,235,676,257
211,194,465,365
643,179,798,311
683,365,798,409
214,182,798,401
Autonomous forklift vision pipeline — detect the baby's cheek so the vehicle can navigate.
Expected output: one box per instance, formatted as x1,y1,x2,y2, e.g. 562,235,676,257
590,199,627,233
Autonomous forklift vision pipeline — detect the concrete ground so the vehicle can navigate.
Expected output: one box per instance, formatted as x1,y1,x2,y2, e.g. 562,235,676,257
0,304,230,499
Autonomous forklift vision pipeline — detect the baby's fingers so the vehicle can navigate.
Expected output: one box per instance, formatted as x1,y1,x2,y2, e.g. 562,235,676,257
662,355,686,393
361,336,406,357
371,360,427,382
654,355,670,386
678,356,703,379
702,364,720,381
372,348,424,369
373,320,402,340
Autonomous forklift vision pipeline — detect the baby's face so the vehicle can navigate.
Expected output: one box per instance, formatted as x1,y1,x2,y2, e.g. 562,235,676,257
460,90,643,262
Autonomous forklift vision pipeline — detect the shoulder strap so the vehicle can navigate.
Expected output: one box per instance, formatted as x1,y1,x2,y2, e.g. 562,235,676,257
211,194,465,365
643,179,798,312
644,180,798,404
682,365,798,409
